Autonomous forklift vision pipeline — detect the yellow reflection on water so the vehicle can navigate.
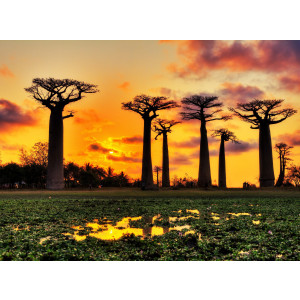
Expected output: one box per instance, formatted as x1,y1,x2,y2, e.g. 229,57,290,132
228,213,251,217
13,225,30,231
63,213,201,242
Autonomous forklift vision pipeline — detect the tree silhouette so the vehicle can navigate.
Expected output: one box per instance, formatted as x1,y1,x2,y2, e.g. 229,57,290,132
230,100,296,187
25,78,98,190
274,143,293,187
122,94,179,189
286,165,300,187
212,129,239,188
153,119,180,187
153,165,162,188
20,142,48,167
181,95,230,187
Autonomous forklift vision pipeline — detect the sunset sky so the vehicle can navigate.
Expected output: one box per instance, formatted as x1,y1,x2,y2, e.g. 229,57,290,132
0,40,299,187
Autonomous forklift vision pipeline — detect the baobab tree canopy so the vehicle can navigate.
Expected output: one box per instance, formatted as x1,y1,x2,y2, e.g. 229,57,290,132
122,94,179,119
230,99,297,187
25,78,99,190
122,95,179,189
181,95,230,122
229,99,296,129
153,119,180,140
212,128,239,143
25,78,98,110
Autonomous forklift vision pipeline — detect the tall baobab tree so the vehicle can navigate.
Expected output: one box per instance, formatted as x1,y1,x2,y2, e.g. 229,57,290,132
153,119,180,187
274,142,293,187
25,78,98,190
122,94,179,190
230,100,296,187
181,95,230,187
212,129,239,188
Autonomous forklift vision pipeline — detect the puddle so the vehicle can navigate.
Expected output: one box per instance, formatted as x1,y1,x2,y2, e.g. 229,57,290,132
63,212,200,242
227,213,252,217
13,225,30,231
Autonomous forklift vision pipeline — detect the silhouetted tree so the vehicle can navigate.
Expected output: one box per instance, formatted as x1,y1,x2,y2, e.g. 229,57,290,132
19,142,49,188
122,94,179,189
64,162,81,188
230,100,296,187
212,129,239,188
115,171,130,187
153,166,162,187
25,78,98,190
20,142,48,167
79,163,106,188
153,119,180,187
286,165,300,187
181,95,230,187
274,143,293,187
0,163,23,188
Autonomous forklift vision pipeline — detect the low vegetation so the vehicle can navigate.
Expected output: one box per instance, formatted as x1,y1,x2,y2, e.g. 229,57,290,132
0,189,299,261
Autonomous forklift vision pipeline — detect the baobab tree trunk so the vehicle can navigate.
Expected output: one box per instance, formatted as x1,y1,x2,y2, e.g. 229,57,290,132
198,121,211,187
141,118,154,189
259,123,275,187
218,138,226,188
162,133,170,187
47,108,64,190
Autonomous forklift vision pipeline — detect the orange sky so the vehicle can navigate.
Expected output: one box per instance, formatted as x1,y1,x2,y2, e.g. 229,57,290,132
0,40,299,187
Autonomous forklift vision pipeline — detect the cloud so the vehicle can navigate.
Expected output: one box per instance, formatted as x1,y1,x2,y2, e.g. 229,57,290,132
163,40,300,78
0,64,14,78
170,136,218,148
170,155,194,165
88,142,118,154
278,74,300,93
0,99,38,131
112,135,143,144
219,82,265,105
118,81,130,91
226,141,257,154
276,130,300,146
106,153,141,163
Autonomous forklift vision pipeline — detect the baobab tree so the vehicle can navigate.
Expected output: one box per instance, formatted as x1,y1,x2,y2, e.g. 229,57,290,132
122,94,179,189
25,78,98,190
212,129,239,188
153,119,180,187
274,142,293,187
153,165,162,187
181,95,230,187
230,100,296,187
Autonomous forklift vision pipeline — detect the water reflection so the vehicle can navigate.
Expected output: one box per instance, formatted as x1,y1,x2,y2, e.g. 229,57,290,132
63,212,199,242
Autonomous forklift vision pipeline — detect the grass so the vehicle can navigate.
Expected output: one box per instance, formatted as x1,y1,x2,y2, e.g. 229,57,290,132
0,188,299,261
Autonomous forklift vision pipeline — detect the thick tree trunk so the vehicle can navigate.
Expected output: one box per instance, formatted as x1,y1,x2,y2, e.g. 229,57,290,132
198,121,211,187
141,118,154,189
47,108,64,190
218,138,226,188
162,133,170,187
259,122,275,187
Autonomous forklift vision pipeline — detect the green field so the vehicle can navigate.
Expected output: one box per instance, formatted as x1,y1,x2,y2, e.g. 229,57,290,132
0,188,299,261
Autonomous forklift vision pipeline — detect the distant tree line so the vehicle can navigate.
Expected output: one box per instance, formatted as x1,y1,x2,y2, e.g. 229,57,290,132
0,142,132,189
